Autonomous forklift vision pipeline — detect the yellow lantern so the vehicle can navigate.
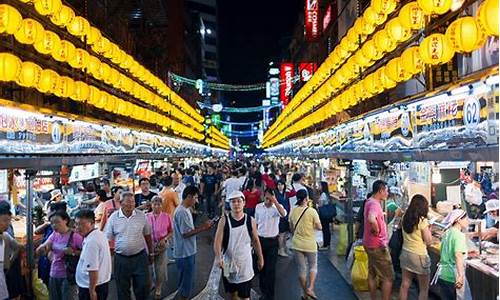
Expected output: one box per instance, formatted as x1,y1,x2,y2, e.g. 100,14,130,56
354,50,371,67
0,53,21,82
107,68,120,86
87,86,100,106
376,66,397,89
476,0,498,36
419,33,455,65
14,18,44,45
87,56,102,80
361,39,383,60
398,2,425,30
355,82,370,100
50,5,74,26
120,54,133,69
72,81,89,102
16,61,42,87
68,48,90,69
52,40,75,62
95,91,107,109
372,0,397,14
0,4,23,34
36,69,59,93
98,62,111,81
340,93,350,110
54,76,74,98
33,0,62,16
386,18,412,42
340,38,354,54
363,6,387,25
92,36,111,54
446,17,487,53
374,30,396,53
401,46,424,74
386,57,411,82
359,17,376,35
67,16,90,37
417,0,452,15
112,48,126,65
85,26,101,45
34,30,61,55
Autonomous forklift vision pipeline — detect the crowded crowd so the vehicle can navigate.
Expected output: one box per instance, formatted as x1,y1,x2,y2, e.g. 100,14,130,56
0,159,498,300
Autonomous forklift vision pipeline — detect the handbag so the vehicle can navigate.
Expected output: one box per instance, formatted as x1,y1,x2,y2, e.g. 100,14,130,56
64,232,79,285
318,203,336,220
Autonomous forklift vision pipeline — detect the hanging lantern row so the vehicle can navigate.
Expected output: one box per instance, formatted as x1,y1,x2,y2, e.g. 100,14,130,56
263,0,498,146
0,4,204,131
0,52,207,142
8,0,204,123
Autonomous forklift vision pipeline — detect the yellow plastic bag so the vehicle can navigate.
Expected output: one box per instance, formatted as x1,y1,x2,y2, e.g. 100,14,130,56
351,246,369,291
336,223,348,255
32,270,49,300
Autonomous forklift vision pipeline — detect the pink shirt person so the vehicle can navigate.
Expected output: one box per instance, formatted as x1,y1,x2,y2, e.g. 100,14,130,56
363,198,388,249
146,212,173,243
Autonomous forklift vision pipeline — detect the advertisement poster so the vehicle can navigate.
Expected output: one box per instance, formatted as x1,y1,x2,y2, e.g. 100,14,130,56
280,63,294,106
305,0,321,41
299,63,317,82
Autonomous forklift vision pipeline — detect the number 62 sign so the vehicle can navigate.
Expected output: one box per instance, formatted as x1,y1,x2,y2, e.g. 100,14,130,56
463,97,481,128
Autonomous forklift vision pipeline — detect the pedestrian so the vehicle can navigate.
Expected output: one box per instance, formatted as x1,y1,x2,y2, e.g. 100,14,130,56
318,181,335,250
135,177,158,211
276,180,291,257
0,202,21,300
98,186,123,231
36,210,83,300
363,180,394,300
74,209,112,300
158,176,179,218
243,179,261,218
173,186,214,300
238,167,248,190
146,196,174,299
200,165,220,218
288,173,308,211
105,192,154,300
93,190,109,225
222,169,243,211
173,173,186,209
255,188,287,300
434,209,471,299
289,189,322,300
399,195,433,300
214,191,264,300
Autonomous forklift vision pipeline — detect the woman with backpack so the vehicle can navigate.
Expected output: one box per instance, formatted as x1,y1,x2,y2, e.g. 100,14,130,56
289,189,322,300
36,210,83,300
318,181,336,251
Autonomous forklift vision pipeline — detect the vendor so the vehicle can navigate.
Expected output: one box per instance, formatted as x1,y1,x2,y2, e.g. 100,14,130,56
481,199,499,244
44,189,64,212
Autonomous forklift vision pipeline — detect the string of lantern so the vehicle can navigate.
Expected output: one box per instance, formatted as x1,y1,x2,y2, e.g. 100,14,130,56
263,0,498,148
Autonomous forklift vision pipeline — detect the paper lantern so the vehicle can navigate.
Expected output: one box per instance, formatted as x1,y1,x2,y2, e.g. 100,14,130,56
68,48,89,69
112,48,126,65
98,62,111,81
359,17,376,35
376,66,397,89
386,18,412,42
340,38,354,54
120,54,133,69
476,0,498,36
95,91,108,109
36,69,59,93
334,46,348,62
103,43,117,59
363,6,387,25
87,86,100,105
50,5,74,26
52,40,75,62
0,4,23,34
446,17,487,53
340,93,350,110
362,39,383,60
67,16,89,37
92,36,111,54
372,0,397,14
85,26,101,45
72,81,89,101
355,82,370,100
386,57,411,82
87,56,102,80
34,30,61,55
107,68,120,86
33,0,62,16
417,0,453,15
14,18,44,45
16,61,42,87
401,47,424,74
54,76,74,98
354,50,371,67
419,33,455,64
0,53,21,82
398,2,425,30
374,30,396,53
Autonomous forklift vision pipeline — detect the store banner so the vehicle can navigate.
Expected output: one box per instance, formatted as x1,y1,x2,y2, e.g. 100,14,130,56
361,109,414,150
270,77,280,99
323,4,332,30
280,63,294,106
305,0,321,41
299,63,317,82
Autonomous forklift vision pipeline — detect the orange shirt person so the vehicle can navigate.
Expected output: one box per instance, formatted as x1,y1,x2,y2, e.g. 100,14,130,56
159,176,179,217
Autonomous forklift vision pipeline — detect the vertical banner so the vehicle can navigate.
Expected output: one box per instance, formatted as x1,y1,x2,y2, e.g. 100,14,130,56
323,4,332,30
305,0,321,41
280,63,294,106
299,63,317,82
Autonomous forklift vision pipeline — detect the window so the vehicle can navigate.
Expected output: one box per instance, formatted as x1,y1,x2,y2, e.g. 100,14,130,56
204,51,217,61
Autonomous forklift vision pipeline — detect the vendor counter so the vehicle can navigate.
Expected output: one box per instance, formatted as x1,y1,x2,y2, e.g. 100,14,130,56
11,216,41,245
428,243,499,299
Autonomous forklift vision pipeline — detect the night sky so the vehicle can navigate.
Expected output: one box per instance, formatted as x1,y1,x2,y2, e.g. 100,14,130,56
217,0,302,144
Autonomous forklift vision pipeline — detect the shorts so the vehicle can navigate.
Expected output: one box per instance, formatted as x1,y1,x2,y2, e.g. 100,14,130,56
279,218,289,233
399,249,431,275
222,277,252,298
364,246,394,281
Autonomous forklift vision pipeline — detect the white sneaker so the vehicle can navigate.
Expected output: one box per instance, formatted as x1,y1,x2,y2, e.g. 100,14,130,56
278,249,289,257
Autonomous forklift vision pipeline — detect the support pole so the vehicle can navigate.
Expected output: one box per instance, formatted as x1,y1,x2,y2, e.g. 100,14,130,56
25,169,37,296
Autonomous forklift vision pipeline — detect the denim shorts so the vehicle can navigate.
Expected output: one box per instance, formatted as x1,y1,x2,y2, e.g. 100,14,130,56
176,255,196,298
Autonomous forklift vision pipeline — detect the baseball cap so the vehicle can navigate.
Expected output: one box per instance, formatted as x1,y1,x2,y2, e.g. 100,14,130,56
484,199,499,214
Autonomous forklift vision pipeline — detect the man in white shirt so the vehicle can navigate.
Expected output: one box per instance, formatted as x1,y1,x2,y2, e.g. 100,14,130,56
255,188,287,300
74,209,112,300
222,170,243,210
289,173,308,212
238,167,248,190
173,173,186,205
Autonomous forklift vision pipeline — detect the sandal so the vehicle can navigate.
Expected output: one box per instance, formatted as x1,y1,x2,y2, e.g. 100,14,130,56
306,290,318,300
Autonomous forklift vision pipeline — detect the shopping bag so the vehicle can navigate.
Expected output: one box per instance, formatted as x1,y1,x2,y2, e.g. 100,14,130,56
32,270,49,300
315,230,324,248
351,246,369,292
336,223,348,255
346,239,363,269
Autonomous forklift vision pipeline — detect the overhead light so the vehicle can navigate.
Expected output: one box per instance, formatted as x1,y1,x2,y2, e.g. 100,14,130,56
206,29,212,35
472,83,491,96
450,85,471,95
432,164,442,184
486,75,499,86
